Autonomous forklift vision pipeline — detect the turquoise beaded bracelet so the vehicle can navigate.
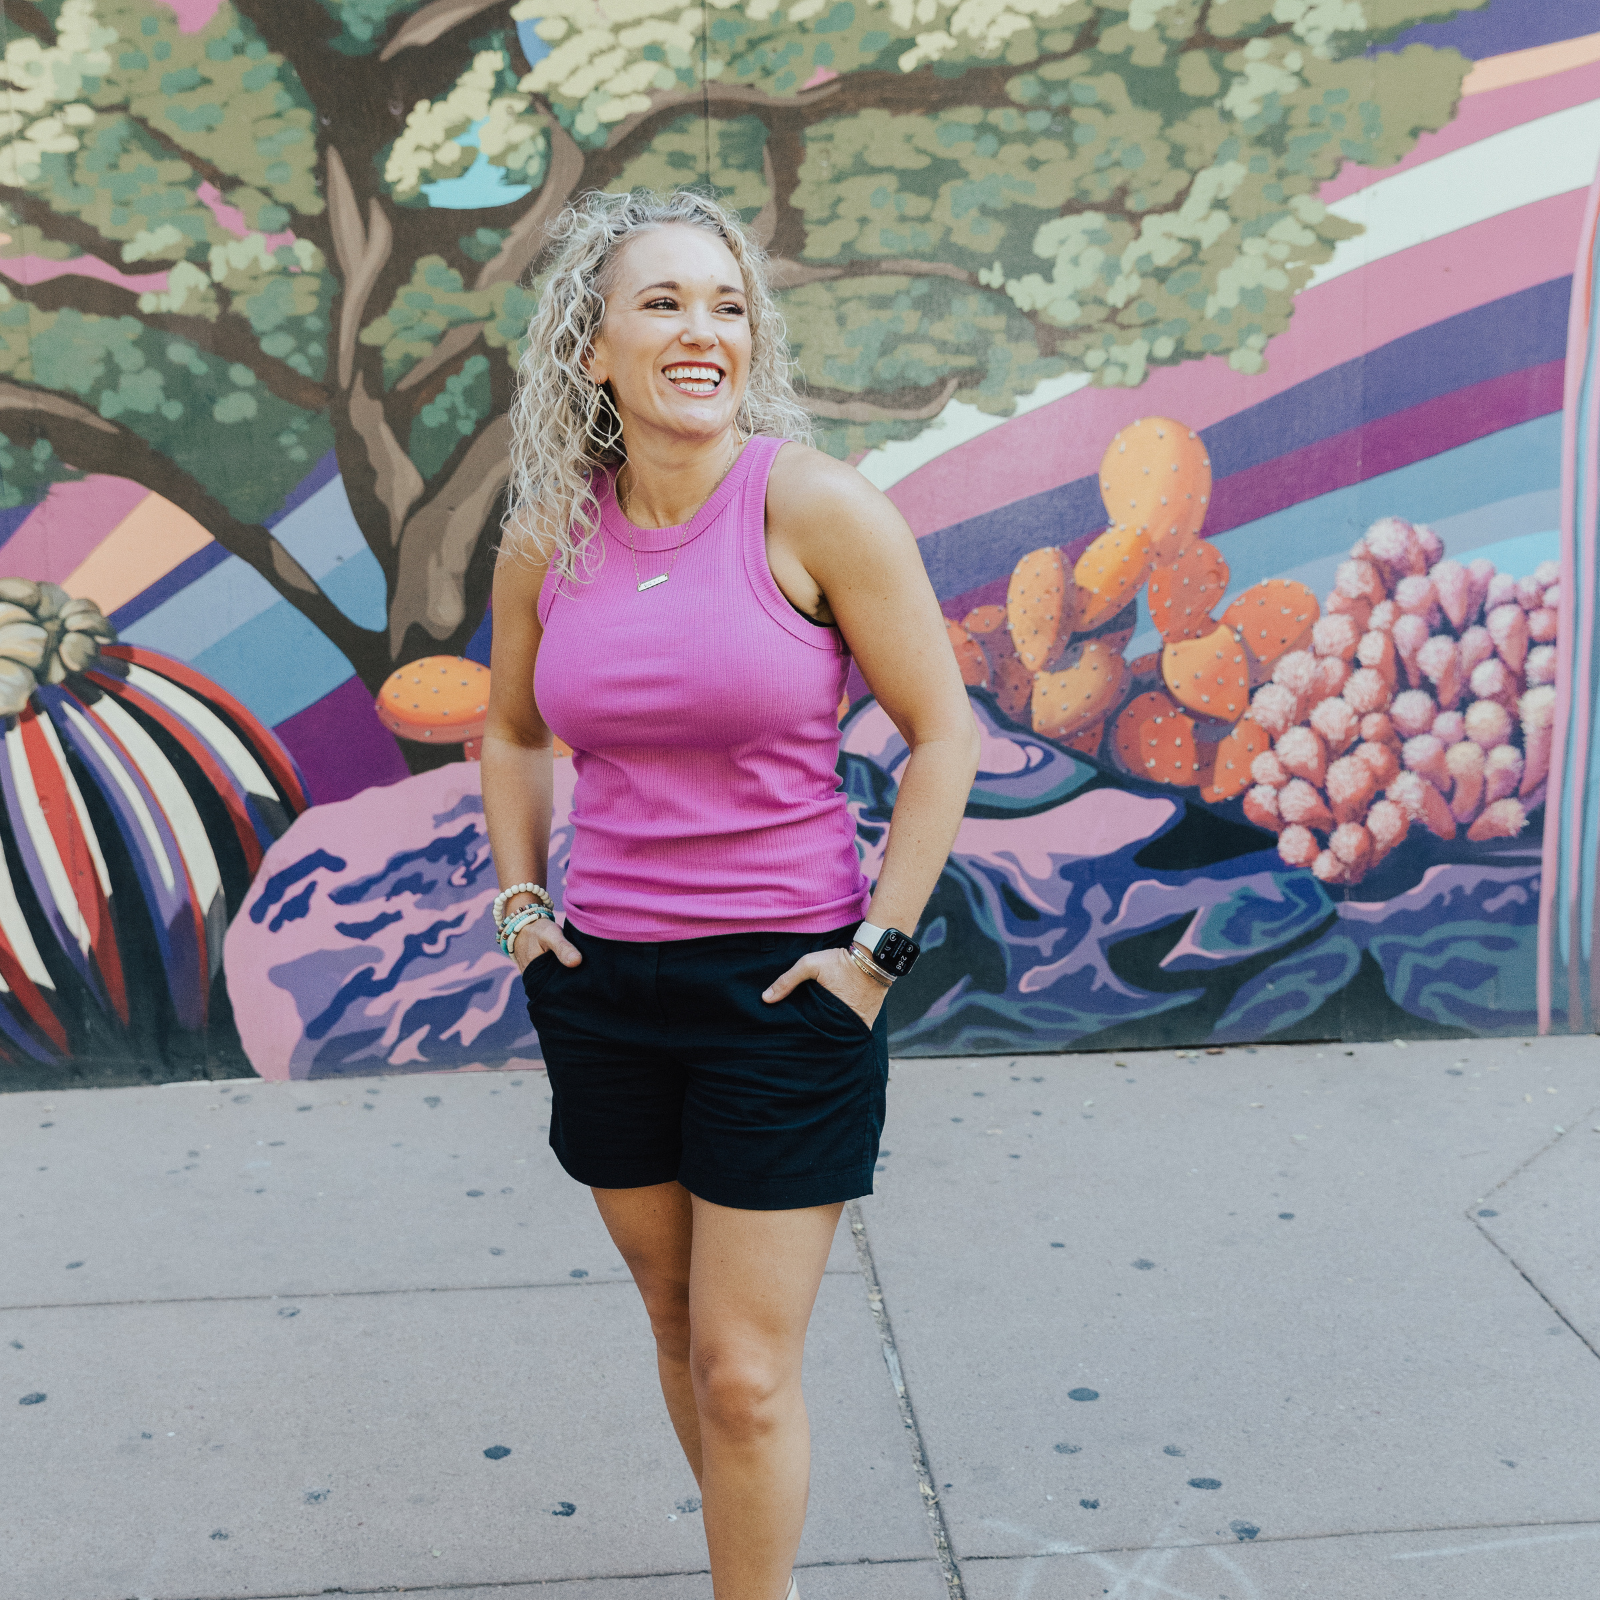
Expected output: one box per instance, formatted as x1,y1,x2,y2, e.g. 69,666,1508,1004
498,904,552,958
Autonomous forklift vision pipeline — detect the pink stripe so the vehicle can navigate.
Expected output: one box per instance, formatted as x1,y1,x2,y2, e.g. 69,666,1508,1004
891,190,1589,538
1319,58,1600,205
0,477,150,584
0,256,170,294
1541,165,1600,1032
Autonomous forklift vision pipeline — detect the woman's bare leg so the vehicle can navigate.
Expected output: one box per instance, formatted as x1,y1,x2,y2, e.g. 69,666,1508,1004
590,1181,703,1480
689,1194,843,1600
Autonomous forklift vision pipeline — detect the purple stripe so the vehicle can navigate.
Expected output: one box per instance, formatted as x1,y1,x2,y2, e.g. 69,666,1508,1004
106,451,339,633
1379,0,1600,60
271,674,410,804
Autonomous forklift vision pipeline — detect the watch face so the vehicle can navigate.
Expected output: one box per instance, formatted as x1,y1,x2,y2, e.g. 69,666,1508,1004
877,928,920,977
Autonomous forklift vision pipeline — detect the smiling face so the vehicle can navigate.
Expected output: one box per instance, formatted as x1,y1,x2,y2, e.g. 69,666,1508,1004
583,223,752,449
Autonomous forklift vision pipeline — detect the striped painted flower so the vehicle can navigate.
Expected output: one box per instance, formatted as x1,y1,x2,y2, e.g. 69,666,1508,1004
0,580,307,1067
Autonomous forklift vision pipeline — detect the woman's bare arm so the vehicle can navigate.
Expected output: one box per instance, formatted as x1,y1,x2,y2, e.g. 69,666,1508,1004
481,545,581,970
761,443,980,1008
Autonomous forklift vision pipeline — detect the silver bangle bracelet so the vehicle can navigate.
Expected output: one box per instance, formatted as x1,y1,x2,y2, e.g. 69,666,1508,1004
844,942,893,987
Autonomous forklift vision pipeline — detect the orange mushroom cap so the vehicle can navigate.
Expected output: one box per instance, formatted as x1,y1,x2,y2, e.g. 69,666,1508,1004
376,656,491,744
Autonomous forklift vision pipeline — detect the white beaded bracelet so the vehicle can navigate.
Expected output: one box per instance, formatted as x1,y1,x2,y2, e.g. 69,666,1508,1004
494,881,552,931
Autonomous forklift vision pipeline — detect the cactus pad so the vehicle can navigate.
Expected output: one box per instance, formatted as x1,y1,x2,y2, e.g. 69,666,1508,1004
1073,525,1155,630
1032,639,1127,740
946,619,988,686
1113,690,1180,775
1221,580,1320,667
1201,716,1270,803
1148,540,1229,644
1133,706,1201,786
1161,623,1252,720
1006,547,1080,672
1098,416,1211,560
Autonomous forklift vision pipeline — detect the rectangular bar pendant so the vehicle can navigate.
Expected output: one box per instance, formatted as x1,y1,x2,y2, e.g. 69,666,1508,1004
637,574,669,591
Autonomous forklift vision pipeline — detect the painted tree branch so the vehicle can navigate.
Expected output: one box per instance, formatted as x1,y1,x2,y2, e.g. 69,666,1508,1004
380,0,513,60
7,272,331,415
799,376,961,422
0,380,384,681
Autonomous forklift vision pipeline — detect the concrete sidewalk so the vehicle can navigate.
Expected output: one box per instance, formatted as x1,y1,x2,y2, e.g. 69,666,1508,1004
3,1033,1597,1600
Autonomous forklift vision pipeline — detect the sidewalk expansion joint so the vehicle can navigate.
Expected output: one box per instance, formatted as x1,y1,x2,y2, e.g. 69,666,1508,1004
847,1198,967,1600
958,1517,1600,1562
1470,1221,1600,1364
0,1278,642,1314
136,1553,937,1600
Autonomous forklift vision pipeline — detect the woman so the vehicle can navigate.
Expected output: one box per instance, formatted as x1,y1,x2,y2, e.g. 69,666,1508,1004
483,188,978,1600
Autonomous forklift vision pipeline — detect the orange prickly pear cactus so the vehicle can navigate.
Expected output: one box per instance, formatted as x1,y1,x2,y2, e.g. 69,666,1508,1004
1073,524,1153,630
1148,539,1230,643
1134,705,1202,786
1112,689,1181,775
1006,547,1080,671
1099,416,1211,564
1201,717,1271,802
1221,579,1320,669
1162,623,1251,721
1032,638,1126,739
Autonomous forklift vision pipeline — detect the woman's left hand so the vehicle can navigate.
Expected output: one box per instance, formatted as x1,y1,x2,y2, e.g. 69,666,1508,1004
762,944,887,1029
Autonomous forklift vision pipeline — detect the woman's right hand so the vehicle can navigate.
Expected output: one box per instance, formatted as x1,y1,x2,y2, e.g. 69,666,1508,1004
513,915,583,973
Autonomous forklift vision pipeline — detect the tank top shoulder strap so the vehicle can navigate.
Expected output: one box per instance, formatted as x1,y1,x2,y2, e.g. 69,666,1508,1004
738,435,843,651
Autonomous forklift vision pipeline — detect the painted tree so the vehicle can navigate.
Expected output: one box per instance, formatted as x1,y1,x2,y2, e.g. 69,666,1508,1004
0,0,1481,758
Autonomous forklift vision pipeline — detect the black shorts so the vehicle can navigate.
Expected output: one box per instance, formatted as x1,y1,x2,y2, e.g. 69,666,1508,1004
522,920,889,1210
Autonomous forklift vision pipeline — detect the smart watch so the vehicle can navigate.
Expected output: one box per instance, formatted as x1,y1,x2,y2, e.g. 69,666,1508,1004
853,920,921,978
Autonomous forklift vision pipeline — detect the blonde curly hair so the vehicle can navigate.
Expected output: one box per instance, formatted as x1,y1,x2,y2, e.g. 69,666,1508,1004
503,188,814,578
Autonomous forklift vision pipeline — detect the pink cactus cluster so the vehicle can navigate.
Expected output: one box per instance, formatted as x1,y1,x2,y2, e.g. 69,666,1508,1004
1240,516,1559,885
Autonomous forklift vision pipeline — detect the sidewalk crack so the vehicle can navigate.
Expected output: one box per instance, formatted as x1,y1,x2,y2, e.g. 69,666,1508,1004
847,1199,966,1600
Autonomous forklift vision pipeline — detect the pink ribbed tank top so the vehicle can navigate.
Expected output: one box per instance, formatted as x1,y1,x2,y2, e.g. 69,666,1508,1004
535,435,870,940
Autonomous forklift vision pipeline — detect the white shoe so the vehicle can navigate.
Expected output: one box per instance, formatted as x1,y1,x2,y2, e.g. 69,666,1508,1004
785,1580,799,1600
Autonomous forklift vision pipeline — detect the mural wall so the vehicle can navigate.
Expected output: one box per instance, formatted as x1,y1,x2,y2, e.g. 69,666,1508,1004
1,0,1597,1087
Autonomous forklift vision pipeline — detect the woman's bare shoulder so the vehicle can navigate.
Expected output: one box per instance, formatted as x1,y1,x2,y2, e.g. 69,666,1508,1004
766,440,898,535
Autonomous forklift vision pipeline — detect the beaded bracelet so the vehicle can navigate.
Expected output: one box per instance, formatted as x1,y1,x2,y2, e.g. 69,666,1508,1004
498,904,553,958
493,881,552,931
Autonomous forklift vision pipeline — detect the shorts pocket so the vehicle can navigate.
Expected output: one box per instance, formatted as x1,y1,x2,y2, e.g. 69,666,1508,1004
803,976,874,1039
521,952,559,1004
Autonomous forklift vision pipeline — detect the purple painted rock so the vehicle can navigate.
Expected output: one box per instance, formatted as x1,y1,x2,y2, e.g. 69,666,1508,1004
225,762,574,1080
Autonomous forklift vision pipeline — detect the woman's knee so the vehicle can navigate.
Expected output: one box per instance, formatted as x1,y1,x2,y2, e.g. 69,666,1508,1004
690,1342,793,1436
636,1274,692,1359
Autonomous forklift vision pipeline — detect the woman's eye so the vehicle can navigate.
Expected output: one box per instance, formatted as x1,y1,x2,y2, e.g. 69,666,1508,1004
719,303,746,315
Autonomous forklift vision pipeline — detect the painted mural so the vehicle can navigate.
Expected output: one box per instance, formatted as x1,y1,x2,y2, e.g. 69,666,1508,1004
0,0,1596,1087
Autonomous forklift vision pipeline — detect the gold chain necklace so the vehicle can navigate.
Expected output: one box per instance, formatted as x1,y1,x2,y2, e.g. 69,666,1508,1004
617,437,741,594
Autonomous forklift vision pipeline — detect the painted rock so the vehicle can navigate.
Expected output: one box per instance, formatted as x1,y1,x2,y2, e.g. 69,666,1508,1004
1148,539,1229,643
1162,624,1251,721
224,762,574,1079
1032,639,1126,740
1007,547,1080,672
